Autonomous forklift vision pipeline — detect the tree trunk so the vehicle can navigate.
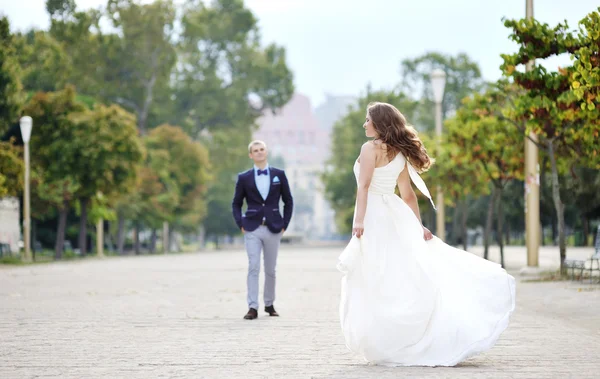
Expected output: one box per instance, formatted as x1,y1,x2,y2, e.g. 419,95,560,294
450,205,460,246
505,220,511,246
582,215,590,246
484,188,497,260
540,156,547,246
541,224,545,246
54,200,69,259
495,187,505,268
105,221,115,252
117,213,126,255
163,221,169,254
32,219,37,261
134,222,141,255
150,229,157,253
548,142,566,272
461,199,468,251
78,198,88,255
96,218,104,257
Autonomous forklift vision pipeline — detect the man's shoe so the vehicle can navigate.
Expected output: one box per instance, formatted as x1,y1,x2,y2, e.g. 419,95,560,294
244,308,258,320
264,305,279,317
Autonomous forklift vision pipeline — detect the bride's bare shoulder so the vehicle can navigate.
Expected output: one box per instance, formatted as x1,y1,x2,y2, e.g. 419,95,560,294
360,141,377,154
357,141,376,163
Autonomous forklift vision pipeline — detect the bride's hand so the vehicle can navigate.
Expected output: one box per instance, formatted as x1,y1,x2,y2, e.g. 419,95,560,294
423,226,433,241
353,222,365,238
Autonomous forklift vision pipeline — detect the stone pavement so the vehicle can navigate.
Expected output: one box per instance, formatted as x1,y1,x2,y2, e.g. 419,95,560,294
1,244,599,379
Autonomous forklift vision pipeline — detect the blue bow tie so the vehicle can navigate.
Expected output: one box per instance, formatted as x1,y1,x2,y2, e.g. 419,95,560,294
257,169,268,176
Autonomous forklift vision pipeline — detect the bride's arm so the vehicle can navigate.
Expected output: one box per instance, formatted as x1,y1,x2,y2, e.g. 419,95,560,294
353,142,376,238
397,162,422,223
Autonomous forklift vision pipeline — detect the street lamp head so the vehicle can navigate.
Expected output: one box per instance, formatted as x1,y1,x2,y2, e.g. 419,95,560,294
19,116,33,143
430,69,447,104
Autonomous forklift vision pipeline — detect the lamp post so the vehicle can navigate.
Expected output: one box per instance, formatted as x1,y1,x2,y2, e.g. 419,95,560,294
19,116,32,262
431,69,446,241
524,0,540,269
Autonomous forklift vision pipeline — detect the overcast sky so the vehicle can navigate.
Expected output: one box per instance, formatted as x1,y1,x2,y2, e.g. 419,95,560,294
2,0,598,107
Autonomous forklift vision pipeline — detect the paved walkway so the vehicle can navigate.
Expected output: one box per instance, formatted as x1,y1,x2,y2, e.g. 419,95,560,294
1,245,599,378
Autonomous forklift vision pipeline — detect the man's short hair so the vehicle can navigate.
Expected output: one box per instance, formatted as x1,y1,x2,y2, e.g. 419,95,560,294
248,140,267,153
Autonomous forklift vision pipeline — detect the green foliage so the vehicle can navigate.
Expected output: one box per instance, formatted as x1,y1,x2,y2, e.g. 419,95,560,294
571,8,600,137
13,31,72,92
46,0,77,20
0,17,24,136
175,0,294,137
0,140,24,197
142,124,211,232
68,103,144,202
501,12,600,167
448,89,525,185
48,7,105,97
24,86,86,187
102,0,177,133
399,52,484,131
202,129,252,239
322,89,419,232
420,133,487,206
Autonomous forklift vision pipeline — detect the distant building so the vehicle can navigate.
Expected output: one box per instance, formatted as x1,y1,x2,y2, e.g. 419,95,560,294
315,94,356,133
255,94,329,166
254,93,355,240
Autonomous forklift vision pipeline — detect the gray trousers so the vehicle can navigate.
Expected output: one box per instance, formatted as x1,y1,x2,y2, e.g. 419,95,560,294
244,226,282,309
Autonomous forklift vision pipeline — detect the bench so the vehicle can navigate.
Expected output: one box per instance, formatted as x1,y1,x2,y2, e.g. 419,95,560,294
564,225,600,283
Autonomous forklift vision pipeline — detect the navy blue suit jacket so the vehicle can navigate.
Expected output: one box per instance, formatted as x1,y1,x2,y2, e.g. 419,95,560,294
232,167,293,233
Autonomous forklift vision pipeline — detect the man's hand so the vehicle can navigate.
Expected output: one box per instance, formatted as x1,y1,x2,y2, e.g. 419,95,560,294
241,227,245,234
423,226,433,241
352,221,364,238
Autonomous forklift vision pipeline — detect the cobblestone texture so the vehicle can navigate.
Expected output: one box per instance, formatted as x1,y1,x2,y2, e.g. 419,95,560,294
1,245,599,378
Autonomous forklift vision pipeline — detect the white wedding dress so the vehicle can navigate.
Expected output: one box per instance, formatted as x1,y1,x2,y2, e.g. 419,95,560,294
338,153,515,367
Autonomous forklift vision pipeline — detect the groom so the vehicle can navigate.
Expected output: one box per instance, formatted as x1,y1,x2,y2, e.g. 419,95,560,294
232,140,293,320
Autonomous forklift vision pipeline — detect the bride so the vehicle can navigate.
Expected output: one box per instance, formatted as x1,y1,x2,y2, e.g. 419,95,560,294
338,102,515,367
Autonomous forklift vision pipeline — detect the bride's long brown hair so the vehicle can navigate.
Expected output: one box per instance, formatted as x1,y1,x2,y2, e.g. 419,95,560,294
367,102,433,172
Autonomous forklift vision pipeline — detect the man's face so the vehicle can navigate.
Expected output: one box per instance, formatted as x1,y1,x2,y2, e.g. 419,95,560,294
249,143,268,163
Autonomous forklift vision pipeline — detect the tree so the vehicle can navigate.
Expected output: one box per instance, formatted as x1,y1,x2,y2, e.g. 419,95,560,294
69,103,144,255
421,133,488,249
147,125,211,234
445,88,525,266
45,0,170,134
100,0,177,134
0,17,24,136
501,10,600,270
399,52,484,132
47,1,106,97
323,89,419,233
23,86,86,258
128,125,211,252
566,166,600,245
